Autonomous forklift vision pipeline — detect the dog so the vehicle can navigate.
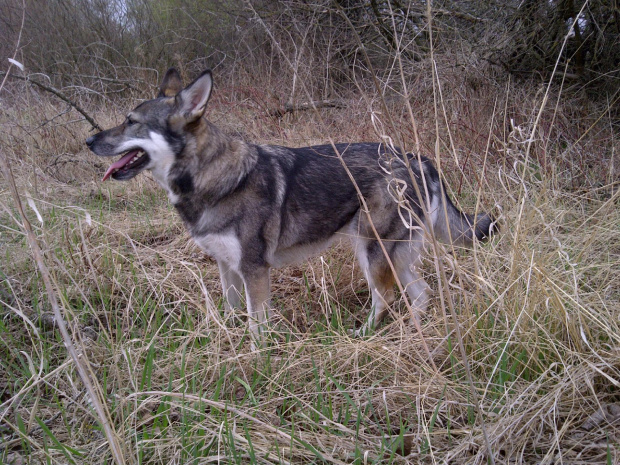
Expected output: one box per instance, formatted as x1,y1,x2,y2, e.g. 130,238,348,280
86,68,495,343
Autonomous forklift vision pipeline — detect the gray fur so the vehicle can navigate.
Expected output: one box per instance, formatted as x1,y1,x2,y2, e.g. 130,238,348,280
86,68,496,345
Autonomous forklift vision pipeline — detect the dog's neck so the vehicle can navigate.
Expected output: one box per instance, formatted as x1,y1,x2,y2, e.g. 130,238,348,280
166,119,257,226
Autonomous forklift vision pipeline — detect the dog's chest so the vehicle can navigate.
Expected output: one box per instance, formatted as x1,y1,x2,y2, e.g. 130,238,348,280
193,232,242,269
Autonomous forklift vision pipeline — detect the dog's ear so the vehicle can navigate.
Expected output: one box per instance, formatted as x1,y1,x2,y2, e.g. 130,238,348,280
175,70,213,123
158,68,183,98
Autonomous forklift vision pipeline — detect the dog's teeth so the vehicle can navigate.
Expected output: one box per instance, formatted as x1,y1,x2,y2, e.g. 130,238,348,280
128,153,143,165
129,151,144,164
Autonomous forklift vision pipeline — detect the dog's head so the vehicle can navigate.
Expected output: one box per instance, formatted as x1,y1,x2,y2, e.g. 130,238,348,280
86,68,213,181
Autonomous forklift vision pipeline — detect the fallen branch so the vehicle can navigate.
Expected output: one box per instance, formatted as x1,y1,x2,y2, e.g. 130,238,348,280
0,71,102,131
270,99,345,117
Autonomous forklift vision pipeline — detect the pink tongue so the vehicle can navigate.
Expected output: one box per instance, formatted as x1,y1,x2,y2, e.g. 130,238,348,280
102,149,141,181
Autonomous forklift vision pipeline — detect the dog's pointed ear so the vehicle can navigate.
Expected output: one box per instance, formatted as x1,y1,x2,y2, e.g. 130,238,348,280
158,68,183,98
175,70,213,123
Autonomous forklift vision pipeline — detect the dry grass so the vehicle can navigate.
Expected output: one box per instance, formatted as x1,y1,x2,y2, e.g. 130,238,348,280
1,70,619,465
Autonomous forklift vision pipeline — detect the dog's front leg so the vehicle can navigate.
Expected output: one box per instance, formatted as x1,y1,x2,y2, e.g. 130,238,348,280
242,266,272,348
217,260,244,315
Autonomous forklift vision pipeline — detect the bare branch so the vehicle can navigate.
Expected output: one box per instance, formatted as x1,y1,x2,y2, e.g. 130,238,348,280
0,71,102,131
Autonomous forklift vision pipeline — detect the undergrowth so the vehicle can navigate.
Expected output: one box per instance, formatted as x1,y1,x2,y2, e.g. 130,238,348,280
1,70,619,464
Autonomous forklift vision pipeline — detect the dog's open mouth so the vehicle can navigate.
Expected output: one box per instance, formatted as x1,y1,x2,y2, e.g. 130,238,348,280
102,149,150,181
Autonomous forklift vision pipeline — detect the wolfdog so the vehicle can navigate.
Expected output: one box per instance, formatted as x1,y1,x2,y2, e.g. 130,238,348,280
86,68,495,343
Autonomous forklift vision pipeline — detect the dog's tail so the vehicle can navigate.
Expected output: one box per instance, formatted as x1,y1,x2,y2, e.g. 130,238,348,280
433,190,496,247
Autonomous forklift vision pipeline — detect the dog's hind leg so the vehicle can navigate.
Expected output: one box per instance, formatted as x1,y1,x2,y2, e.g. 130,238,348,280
242,267,272,348
354,240,396,337
393,239,430,322
218,261,244,314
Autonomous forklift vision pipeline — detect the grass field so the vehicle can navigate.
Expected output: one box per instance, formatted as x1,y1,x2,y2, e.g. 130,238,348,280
1,71,619,464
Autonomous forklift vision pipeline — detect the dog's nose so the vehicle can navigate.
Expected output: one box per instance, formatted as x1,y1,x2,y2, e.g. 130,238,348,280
85,136,95,147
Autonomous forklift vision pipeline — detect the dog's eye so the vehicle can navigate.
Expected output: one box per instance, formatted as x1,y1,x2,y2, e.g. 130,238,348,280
126,116,136,126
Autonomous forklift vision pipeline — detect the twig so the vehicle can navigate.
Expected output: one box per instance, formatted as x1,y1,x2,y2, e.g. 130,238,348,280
0,71,102,131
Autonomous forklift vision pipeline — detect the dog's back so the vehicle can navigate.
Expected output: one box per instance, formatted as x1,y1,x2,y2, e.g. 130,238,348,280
263,142,494,251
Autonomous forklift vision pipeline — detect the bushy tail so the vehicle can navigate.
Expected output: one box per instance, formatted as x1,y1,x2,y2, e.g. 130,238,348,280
434,195,496,247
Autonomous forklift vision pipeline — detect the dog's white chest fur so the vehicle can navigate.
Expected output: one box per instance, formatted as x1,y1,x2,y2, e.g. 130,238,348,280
194,232,242,270
144,131,180,203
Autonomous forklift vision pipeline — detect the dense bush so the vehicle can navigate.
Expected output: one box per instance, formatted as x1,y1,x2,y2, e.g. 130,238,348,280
1,1,618,99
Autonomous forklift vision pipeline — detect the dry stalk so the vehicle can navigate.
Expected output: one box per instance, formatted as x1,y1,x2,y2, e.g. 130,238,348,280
0,142,128,465
0,4,126,463
425,2,496,462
